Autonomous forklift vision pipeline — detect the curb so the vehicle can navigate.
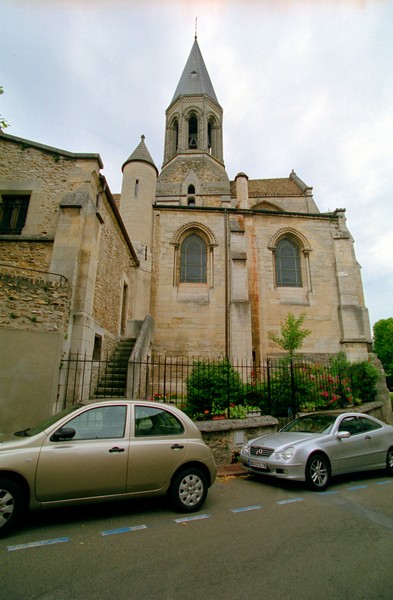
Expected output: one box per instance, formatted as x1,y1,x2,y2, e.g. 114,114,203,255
217,464,248,477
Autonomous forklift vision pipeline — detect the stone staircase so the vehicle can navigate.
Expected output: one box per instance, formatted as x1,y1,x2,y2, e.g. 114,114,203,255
95,338,135,398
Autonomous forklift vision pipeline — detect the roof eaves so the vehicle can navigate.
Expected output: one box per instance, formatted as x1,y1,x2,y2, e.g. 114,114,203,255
0,131,104,168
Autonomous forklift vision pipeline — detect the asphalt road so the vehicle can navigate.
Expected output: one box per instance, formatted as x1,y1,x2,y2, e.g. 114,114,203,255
1,471,393,600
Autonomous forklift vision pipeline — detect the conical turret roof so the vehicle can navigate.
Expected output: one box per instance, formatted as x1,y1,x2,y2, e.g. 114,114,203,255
171,38,219,105
122,135,158,173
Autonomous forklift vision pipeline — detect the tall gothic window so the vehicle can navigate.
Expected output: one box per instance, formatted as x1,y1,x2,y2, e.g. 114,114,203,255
188,114,198,149
180,234,207,283
275,239,302,287
208,120,213,153
174,119,179,152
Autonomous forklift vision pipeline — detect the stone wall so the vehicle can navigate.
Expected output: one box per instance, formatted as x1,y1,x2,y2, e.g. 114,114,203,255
0,137,78,237
93,194,137,340
197,416,278,465
0,240,53,272
0,268,71,333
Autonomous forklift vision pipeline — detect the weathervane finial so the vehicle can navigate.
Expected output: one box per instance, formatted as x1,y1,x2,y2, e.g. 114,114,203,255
195,17,198,40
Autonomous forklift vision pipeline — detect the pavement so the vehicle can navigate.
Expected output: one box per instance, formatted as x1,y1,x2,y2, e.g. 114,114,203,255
217,463,248,477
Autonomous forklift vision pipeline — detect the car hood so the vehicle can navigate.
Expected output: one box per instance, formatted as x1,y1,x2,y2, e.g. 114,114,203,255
249,432,320,450
0,432,42,450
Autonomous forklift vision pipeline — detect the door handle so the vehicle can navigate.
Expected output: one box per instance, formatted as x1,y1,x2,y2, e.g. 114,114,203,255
109,447,125,453
171,444,184,450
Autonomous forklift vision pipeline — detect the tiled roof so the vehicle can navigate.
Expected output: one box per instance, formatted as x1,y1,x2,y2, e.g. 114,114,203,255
231,177,305,198
122,135,158,173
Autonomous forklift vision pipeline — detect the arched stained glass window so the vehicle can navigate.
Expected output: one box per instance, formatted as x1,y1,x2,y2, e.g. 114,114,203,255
180,234,207,283
276,239,302,287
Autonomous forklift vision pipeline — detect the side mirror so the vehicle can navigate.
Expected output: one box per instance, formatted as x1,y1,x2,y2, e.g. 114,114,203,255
50,427,76,442
337,431,351,440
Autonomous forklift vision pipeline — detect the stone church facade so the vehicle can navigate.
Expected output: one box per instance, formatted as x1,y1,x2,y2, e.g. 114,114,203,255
0,38,371,428
119,38,371,363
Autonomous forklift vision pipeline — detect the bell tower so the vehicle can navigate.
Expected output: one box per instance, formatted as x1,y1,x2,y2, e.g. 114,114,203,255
157,36,230,207
163,36,224,167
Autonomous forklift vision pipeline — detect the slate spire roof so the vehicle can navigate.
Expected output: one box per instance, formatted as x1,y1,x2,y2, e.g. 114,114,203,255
122,134,158,173
171,37,219,105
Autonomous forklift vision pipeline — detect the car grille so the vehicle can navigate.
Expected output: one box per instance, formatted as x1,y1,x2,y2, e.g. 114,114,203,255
250,446,274,458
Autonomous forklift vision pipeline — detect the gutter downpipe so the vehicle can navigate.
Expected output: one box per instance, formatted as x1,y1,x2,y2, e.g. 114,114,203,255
224,209,230,360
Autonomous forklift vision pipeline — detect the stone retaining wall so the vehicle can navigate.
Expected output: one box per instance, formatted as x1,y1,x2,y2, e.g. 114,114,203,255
197,402,385,466
197,415,278,465
0,270,71,333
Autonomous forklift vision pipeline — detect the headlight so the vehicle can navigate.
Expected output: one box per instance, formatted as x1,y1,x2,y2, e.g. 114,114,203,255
241,443,250,456
274,446,295,460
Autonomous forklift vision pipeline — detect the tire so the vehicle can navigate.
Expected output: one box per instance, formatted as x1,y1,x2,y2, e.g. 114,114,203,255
386,447,393,476
168,467,208,513
305,454,330,491
0,478,26,538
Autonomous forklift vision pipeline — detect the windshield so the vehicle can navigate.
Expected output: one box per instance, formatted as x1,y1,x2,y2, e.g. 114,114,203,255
281,414,336,434
15,405,82,437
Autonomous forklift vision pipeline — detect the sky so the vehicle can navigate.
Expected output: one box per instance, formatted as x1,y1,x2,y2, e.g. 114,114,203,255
1,0,392,331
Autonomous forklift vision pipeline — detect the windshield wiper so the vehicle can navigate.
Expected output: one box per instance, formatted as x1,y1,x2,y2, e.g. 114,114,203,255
14,428,31,437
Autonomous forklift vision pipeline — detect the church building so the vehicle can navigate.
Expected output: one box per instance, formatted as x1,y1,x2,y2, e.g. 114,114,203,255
0,37,372,429
119,36,371,364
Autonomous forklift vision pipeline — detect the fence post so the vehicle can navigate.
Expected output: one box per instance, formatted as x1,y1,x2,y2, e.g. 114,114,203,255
266,357,271,413
290,358,296,416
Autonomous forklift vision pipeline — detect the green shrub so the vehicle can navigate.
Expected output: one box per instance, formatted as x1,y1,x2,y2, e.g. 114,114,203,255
349,359,380,403
186,358,244,418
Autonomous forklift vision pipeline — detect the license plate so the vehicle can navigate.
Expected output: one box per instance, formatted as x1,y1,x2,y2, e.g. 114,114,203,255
249,459,267,470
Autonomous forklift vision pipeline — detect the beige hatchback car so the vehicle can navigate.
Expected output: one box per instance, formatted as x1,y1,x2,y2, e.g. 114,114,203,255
0,400,216,537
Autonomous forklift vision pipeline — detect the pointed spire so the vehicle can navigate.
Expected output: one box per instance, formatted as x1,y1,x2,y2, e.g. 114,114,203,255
171,39,219,105
122,135,158,173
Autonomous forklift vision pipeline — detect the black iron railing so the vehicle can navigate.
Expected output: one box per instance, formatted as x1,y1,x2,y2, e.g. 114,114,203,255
58,353,357,420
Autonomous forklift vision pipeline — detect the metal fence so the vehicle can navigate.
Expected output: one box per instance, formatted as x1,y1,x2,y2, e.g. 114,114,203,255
58,353,356,420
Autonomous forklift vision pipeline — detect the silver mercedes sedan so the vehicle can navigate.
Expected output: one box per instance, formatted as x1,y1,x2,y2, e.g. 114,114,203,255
240,412,393,491
0,400,216,537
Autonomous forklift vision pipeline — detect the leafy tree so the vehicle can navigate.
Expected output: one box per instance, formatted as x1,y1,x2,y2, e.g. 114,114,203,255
373,318,393,389
268,312,311,359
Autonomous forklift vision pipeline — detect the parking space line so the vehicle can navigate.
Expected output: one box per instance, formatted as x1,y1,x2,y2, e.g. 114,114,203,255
231,505,262,513
7,537,70,552
101,524,147,536
174,514,210,524
5,479,393,550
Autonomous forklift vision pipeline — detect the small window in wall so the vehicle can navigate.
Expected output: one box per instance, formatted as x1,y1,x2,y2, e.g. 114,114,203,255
0,194,30,235
275,239,302,287
93,335,102,361
120,283,129,336
180,234,207,283
187,184,195,206
135,179,139,196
